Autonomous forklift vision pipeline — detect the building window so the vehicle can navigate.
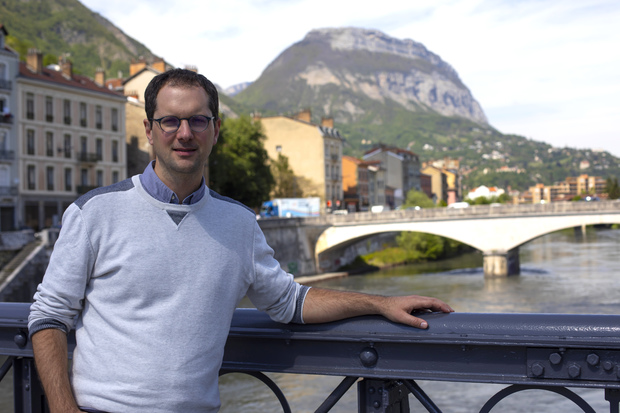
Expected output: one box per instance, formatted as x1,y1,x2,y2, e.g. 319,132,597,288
65,168,72,191
46,132,54,157
63,99,71,125
112,171,119,184
27,165,35,190
64,134,72,158
96,138,103,161
26,93,34,120
45,96,53,122
80,102,87,127
26,130,35,155
80,135,87,152
112,140,119,162
96,170,103,187
46,166,54,191
95,105,102,129
111,108,118,131
81,168,88,186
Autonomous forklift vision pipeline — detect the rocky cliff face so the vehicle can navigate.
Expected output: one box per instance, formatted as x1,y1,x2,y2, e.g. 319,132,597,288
238,27,487,125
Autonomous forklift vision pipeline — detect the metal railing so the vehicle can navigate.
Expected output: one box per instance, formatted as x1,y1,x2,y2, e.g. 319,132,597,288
2,303,620,412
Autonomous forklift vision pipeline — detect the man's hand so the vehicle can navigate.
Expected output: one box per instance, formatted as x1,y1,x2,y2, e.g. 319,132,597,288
375,294,454,329
302,287,454,328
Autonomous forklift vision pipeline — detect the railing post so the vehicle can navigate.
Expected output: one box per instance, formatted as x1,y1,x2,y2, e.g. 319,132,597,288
358,379,411,413
606,388,620,413
13,357,48,413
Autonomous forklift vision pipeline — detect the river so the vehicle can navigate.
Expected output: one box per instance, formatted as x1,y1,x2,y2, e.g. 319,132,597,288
1,227,618,412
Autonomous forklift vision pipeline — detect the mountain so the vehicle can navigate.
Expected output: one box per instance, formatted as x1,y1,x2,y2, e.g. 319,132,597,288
224,82,252,96
0,0,159,78
233,27,620,190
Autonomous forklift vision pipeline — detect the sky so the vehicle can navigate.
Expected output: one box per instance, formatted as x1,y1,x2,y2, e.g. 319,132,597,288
80,0,620,157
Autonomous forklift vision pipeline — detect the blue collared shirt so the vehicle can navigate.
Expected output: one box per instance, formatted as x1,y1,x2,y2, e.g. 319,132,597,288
139,161,206,205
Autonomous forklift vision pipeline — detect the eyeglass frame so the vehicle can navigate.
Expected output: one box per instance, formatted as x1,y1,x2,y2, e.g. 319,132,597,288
149,115,217,133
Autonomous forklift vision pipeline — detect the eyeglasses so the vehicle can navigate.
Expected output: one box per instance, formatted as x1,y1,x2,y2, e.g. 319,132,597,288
150,115,216,133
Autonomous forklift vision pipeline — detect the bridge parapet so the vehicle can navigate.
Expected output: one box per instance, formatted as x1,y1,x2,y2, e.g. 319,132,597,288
311,200,620,226
2,303,619,412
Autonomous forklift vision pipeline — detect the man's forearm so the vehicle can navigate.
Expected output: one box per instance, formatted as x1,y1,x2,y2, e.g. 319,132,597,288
301,287,454,328
31,328,82,413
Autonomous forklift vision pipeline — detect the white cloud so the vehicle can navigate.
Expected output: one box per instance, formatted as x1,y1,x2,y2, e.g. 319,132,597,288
80,0,620,156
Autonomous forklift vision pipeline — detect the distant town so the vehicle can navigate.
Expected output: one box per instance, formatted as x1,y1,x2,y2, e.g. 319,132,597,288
0,26,614,232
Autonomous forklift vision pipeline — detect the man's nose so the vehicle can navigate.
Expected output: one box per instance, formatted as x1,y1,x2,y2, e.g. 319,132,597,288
176,119,193,138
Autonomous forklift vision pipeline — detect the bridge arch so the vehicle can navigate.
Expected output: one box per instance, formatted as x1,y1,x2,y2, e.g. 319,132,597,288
314,206,620,277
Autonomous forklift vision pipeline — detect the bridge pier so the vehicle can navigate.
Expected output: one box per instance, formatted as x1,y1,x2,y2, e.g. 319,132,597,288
483,248,520,277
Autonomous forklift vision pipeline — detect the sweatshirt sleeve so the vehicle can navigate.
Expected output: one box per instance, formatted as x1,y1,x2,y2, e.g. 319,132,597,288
245,221,310,324
28,204,96,337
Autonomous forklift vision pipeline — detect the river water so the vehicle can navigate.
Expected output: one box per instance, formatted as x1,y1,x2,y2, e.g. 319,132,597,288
1,228,618,412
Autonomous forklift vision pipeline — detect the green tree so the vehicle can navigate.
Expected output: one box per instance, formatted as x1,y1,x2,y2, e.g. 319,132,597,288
605,177,620,200
402,190,435,209
209,115,274,210
270,153,303,198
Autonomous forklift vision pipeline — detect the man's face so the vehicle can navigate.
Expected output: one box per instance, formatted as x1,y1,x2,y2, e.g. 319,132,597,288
144,84,220,185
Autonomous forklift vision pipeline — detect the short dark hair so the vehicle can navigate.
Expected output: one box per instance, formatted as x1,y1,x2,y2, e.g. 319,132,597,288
144,68,219,124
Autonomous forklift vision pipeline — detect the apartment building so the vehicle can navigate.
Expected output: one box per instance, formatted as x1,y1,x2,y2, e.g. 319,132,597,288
0,25,19,230
420,164,448,204
17,50,126,230
342,156,387,212
362,145,421,208
258,110,343,209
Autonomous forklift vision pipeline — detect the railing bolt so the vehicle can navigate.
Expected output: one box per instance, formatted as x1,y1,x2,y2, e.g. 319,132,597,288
14,333,27,348
568,364,581,378
549,352,562,365
359,347,379,368
531,363,545,377
602,360,613,371
617,365,620,379
587,353,600,367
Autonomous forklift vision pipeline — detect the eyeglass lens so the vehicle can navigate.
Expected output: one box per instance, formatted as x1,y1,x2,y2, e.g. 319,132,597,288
159,116,211,132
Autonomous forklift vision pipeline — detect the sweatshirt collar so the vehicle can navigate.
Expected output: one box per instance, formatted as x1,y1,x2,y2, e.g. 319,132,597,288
139,161,206,205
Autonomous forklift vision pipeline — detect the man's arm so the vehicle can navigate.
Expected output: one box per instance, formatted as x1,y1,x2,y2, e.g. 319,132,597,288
31,329,83,413
301,287,454,328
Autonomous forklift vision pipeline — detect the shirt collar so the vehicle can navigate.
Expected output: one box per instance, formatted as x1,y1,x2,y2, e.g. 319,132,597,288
139,161,206,205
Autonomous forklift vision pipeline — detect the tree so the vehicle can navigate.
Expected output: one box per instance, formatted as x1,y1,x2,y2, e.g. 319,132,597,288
270,153,303,198
402,190,435,209
209,115,274,210
606,177,620,200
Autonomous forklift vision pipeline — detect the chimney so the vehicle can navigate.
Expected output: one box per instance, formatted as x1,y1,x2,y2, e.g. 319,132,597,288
130,58,147,76
95,68,105,86
59,55,73,78
152,58,166,73
27,48,43,73
321,117,334,128
294,109,311,123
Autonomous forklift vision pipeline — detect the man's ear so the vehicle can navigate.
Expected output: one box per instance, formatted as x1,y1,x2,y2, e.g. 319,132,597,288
213,118,222,145
144,119,153,145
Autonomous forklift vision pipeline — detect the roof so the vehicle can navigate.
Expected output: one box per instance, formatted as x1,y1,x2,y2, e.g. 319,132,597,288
363,144,418,158
18,62,125,99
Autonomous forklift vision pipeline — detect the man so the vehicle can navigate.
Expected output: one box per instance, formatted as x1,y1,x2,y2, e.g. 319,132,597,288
29,69,453,413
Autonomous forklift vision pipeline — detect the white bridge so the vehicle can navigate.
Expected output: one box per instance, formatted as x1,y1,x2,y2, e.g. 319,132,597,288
305,201,620,277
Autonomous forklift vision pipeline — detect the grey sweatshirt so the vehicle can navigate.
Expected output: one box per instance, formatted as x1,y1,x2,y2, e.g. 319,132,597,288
29,175,308,412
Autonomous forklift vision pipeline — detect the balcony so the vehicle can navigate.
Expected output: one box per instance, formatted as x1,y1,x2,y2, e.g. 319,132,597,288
0,114,13,124
45,115,53,123
0,150,15,160
0,185,18,196
76,152,100,163
0,79,11,90
64,116,71,125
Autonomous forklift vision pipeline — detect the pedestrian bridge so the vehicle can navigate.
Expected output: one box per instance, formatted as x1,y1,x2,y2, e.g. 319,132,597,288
260,201,620,277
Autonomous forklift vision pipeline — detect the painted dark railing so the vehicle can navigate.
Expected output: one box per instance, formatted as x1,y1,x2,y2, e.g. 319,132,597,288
1,302,619,412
